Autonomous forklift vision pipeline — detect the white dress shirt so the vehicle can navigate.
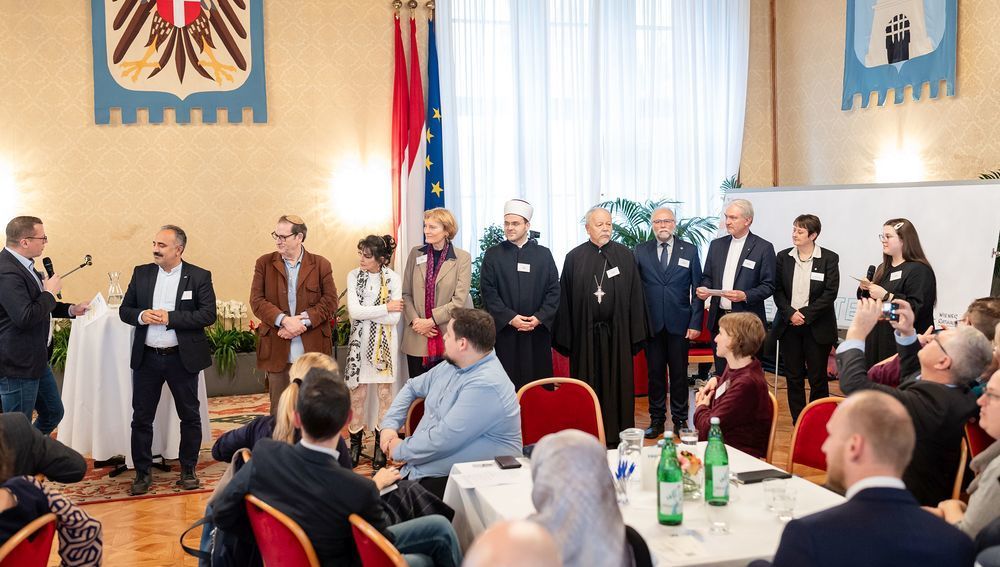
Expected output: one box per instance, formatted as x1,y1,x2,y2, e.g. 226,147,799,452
845,476,907,499
141,262,183,348
719,233,747,310
789,246,822,310
299,439,341,461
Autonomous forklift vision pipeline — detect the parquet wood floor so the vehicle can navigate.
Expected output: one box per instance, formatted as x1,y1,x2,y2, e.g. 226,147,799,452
49,374,839,566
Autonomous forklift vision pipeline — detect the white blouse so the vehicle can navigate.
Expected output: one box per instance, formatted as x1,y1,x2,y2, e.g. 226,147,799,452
345,267,402,386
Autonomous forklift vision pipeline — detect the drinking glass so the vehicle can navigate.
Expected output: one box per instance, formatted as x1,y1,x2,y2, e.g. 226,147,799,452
772,490,796,522
679,427,699,446
762,478,786,511
617,428,645,486
706,499,731,535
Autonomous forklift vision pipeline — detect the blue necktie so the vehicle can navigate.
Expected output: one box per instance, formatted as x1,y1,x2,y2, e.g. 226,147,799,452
660,242,670,270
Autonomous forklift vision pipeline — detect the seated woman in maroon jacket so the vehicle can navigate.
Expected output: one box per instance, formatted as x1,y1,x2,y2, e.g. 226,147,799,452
694,312,772,458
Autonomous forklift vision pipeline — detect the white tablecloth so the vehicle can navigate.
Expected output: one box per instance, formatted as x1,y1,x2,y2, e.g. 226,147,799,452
443,443,845,566
57,310,211,469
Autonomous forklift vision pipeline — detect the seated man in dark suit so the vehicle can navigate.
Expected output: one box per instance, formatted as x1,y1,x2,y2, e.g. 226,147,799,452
212,368,462,567
0,412,87,483
754,390,974,567
837,298,990,505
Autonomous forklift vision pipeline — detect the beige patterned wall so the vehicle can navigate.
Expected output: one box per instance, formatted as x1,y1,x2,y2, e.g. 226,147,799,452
740,0,774,188
0,1,425,309
741,0,1000,188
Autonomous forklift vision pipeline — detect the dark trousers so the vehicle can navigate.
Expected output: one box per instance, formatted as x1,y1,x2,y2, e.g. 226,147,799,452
417,475,450,500
644,330,690,425
780,324,832,423
131,349,202,470
407,355,443,380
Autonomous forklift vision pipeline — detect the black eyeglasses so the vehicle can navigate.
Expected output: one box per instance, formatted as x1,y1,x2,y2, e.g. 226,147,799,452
271,232,296,242
933,336,949,357
23,236,48,243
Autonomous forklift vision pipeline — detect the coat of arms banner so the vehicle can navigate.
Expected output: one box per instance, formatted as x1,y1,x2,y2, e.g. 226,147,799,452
842,0,956,110
91,0,268,124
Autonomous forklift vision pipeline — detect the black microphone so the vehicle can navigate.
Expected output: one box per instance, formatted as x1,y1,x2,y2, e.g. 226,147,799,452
42,257,62,299
866,264,876,282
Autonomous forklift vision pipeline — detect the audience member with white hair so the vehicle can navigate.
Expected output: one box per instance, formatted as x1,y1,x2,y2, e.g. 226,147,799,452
462,520,561,567
836,298,990,506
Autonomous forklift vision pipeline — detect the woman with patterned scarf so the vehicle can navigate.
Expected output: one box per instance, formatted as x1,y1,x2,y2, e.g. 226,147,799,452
345,234,403,469
400,208,472,381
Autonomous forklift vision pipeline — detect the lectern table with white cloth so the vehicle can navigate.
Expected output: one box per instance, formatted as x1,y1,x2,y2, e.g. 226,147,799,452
443,442,845,566
57,310,211,469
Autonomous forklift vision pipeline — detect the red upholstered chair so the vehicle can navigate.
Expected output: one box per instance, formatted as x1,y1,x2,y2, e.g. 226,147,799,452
245,494,320,567
404,398,425,437
0,513,57,567
786,397,843,473
687,316,715,366
766,391,779,464
952,439,968,500
348,513,407,567
966,419,995,459
517,378,606,446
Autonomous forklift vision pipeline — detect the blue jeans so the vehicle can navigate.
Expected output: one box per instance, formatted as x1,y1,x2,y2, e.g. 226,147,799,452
387,515,462,567
0,367,65,434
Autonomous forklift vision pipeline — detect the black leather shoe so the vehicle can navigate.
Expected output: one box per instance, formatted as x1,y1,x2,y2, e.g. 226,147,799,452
177,466,200,490
372,429,387,470
130,469,152,496
644,422,665,439
672,418,688,433
350,430,364,467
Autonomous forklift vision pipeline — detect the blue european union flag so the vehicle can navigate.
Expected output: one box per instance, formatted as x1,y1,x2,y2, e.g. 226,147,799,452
424,19,445,209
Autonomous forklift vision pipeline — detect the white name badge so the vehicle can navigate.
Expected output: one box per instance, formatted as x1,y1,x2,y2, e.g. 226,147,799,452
182,290,193,300
607,266,621,278
810,271,825,282
416,255,428,265
890,270,902,281
742,259,756,270
714,380,729,399
678,258,691,268
517,263,531,273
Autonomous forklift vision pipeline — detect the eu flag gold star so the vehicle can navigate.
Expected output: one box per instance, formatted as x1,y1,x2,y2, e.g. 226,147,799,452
426,128,434,143
425,156,433,170
432,108,442,120
431,181,443,197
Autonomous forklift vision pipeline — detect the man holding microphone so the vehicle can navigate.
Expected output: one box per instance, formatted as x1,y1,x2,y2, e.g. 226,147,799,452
0,216,90,434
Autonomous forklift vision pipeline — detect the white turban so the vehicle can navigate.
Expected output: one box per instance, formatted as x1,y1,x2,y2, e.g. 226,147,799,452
504,199,533,222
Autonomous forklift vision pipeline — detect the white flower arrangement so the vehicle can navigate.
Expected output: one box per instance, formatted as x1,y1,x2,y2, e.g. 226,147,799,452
215,299,249,329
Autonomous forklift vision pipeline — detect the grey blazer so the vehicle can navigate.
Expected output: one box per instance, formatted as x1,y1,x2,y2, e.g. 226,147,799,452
401,243,472,356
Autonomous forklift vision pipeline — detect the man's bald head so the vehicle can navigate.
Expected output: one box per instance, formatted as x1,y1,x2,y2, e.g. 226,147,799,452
464,520,561,567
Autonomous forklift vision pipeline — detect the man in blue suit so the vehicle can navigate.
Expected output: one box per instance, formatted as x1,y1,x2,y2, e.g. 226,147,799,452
753,390,974,567
696,199,775,375
635,207,704,437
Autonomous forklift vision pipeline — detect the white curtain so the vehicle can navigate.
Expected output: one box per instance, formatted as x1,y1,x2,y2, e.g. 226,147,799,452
436,0,750,265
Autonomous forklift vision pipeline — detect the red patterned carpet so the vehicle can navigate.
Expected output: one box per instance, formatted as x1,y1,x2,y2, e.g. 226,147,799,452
49,394,270,505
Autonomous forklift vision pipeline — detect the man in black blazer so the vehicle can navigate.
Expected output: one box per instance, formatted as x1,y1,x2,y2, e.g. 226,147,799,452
836,298,990,506
0,216,89,433
119,225,216,495
213,369,462,567
696,199,775,375
0,412,87,483
771,214,840,423
753,390,975,567
635,207,704,436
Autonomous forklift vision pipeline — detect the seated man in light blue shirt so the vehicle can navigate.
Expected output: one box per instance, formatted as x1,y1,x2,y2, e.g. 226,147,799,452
379,308,522,498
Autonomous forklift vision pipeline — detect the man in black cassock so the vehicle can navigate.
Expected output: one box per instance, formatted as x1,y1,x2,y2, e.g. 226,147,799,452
553,207,649,446
481,199,561,391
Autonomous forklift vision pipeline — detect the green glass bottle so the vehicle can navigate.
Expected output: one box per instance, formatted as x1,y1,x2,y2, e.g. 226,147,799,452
704,416,730,506
657,432,683,525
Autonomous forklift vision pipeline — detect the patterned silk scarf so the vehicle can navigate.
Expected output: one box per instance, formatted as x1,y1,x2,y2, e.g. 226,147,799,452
423,241,450,366
347,267,394,384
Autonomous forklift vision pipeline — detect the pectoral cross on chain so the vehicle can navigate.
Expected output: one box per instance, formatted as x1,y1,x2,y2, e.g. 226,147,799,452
594,285,605,304
593,259,608,304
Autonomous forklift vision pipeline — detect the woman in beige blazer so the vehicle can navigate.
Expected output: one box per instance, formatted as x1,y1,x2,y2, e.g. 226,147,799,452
401,208,472,377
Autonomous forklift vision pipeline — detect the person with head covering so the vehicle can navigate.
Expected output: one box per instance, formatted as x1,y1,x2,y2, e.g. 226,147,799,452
553,207,649,446
529,429,632,567
479,199,561,390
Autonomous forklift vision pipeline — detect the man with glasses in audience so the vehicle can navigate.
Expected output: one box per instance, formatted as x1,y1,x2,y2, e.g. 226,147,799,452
836,297,991,505
0,216,90,433
250,215,338,415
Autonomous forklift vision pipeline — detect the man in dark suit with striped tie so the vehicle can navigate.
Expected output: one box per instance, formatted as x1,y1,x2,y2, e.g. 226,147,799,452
0,216,89,434
635,207,704,437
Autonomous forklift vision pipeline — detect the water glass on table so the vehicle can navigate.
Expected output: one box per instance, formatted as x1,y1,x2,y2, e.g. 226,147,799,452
772,489,796,522
762,477,786,511
678,427,699,447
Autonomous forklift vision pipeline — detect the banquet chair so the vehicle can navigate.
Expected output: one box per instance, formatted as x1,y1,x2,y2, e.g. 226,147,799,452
786,397,843,473
517,378,606,446
952,439,969,500
0,513,57,566
966,419,995,459
245,494,320,567
348,513,407,567
404,398,425,437
766,391,779,464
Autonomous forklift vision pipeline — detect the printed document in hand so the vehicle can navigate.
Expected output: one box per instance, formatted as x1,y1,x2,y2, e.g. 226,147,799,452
81,292,108,327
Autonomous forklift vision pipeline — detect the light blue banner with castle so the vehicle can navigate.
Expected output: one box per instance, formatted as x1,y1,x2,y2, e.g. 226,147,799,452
842,0,956,110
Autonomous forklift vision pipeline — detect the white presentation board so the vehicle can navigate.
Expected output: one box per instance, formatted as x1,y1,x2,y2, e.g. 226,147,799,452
728,181,1000,328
